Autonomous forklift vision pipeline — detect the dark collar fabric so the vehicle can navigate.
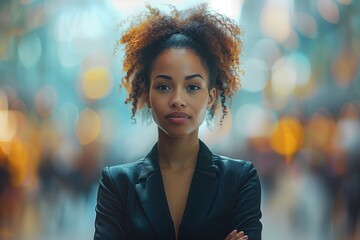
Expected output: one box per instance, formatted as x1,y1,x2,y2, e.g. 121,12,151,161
138,139,219,181
135,139,220,240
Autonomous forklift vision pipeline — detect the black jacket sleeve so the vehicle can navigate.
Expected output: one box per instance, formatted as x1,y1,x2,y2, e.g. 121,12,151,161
94,167,127,240
231,161,262,240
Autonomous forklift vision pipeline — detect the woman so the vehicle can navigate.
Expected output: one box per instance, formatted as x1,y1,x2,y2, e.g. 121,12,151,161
94,4,262,240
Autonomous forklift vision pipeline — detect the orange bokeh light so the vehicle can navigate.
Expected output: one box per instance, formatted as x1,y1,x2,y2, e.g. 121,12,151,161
270,116,304,159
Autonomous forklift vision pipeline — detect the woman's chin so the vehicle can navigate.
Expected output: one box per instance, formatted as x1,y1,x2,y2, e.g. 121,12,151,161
158,127,198,139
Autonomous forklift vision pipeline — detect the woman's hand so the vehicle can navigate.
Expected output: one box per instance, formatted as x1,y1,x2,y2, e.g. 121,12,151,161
224,229,248,240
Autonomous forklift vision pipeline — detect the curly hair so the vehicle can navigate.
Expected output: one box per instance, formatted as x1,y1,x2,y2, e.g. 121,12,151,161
116,3,243,124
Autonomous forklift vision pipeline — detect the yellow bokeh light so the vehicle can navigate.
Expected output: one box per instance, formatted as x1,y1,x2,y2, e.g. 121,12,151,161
7,138,32,187
82,67,112,100
270,116,304,158
76,108,101,145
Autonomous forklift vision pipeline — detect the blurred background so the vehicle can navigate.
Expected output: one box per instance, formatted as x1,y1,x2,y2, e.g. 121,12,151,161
0,0,359,239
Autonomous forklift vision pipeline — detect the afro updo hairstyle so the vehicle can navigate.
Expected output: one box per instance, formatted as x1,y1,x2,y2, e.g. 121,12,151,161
115,3,243,124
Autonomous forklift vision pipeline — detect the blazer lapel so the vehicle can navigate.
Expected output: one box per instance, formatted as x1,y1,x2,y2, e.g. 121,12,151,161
178,140,219,240
135,144,175,240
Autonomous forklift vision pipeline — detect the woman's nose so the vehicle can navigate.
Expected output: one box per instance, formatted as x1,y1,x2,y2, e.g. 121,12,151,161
169,89,186,108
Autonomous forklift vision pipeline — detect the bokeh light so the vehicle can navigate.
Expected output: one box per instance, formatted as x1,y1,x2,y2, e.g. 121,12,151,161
7,138,32,187
251,38,282,68
317,0,339,24
336,102,360,151
242,58,269,93
260,0,291,43
270,116,304,159
270,52,312,97
288,52,312,87
76,108,101,145
0,111,19,142
81,67,112,100
295,12,318,38
235,104,277,138
271,56,297,97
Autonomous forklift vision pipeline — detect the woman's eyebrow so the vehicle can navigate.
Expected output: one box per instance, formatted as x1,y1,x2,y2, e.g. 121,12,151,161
154,74,172,80
185,74,204,80
153,74,204,81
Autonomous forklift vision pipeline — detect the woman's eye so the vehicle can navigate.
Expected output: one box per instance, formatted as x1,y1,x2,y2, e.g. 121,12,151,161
155,84,170,91
187,85,201,91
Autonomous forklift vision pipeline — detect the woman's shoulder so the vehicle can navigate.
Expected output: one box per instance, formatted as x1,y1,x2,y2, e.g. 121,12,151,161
101,159,144,183
211,154,258,178
210,154,261,193
212,154,254,168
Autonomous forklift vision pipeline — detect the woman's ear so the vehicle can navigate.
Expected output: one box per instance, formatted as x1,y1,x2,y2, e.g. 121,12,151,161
207,88,216,109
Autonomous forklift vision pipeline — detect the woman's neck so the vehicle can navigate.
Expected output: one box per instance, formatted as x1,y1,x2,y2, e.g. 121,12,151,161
157,129,199,171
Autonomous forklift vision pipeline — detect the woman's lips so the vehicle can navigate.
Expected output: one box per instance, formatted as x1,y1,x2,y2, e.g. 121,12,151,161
165,112,190,124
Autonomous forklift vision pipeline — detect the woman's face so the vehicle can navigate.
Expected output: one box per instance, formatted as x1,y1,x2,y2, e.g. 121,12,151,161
148,48,216,138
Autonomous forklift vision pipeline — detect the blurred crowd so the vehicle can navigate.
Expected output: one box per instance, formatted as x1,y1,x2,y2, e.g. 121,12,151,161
1,0,360,239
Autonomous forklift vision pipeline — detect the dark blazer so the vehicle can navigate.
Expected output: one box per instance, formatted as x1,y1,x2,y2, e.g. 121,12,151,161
94,140,262,240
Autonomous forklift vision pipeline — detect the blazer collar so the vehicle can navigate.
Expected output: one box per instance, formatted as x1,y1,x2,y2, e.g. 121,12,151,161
137,143,159,181
138,139,219,181
135,139,219,240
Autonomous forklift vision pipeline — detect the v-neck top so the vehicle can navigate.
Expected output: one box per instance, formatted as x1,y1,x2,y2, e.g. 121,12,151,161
94,139,262,240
